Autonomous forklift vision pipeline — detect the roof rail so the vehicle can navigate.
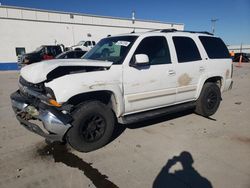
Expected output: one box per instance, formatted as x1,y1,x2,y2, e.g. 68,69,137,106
160,29,178,33
183,30,214,35
159,29,213,36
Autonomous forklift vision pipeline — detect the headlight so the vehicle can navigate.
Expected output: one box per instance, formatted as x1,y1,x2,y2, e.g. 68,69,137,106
45,87,56,99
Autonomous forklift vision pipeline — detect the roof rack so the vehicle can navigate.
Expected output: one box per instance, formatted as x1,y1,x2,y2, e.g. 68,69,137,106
155,29,213,36
182,30,214,36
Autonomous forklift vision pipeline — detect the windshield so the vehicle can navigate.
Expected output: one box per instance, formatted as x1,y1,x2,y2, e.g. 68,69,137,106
77,41,85,45
83,36,138,64
34,46,43,52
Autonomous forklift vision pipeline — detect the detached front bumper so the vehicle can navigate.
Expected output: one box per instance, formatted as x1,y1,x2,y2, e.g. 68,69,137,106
10,91,72,142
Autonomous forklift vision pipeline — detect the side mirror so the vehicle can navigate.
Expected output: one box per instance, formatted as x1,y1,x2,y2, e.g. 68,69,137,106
134,54,149,65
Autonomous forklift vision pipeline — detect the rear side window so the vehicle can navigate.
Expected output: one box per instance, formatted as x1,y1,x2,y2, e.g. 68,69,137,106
173,37,201,63
199,36,230,59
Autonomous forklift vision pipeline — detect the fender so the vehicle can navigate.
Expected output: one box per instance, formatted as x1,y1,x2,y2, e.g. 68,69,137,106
195,72,224,99
45,65,125,117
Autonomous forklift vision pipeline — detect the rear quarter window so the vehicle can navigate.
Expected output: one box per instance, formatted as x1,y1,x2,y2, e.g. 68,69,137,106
199,36,230,59
173,37,201,63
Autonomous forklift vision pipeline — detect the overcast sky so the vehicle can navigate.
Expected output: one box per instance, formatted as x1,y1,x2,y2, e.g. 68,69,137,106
1,0,250,45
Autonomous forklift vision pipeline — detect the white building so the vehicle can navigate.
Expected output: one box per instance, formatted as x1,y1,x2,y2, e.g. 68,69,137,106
0,5,184,69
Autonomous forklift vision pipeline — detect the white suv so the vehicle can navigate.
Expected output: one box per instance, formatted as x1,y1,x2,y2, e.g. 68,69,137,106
11,29,233,152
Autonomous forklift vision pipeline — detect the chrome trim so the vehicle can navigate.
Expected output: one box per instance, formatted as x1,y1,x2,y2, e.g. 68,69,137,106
39,111,71,137
11,99,71,141
11,100,28,111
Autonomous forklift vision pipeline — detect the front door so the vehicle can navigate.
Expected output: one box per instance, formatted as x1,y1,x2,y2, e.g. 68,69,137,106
123,36,177,115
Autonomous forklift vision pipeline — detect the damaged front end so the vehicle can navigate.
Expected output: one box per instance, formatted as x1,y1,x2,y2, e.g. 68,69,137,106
10,76,72,142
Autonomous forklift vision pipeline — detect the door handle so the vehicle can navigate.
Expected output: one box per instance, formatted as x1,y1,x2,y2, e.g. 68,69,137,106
168,70,176,76
199,66,205,72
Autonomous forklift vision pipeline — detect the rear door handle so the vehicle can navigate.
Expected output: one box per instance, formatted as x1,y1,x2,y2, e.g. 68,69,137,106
168,70,176,76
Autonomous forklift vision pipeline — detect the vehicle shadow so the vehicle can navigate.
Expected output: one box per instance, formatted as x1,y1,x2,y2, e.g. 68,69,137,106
110,109,194,142
153,151,213,188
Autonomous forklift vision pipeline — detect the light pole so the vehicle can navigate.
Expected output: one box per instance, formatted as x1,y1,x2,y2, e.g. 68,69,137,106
132,10,135,33
211,18,219,34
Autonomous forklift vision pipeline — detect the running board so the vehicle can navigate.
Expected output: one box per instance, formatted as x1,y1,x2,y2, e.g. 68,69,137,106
118,102,196,124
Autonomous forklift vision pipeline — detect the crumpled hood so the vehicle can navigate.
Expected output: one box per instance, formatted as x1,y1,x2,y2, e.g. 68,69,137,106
20,59,113,84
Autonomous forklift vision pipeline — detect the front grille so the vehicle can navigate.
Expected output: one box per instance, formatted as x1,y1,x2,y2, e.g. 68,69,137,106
19,76,45,93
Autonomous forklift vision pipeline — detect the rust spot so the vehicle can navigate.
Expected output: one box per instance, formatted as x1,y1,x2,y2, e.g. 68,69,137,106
178,73,192,86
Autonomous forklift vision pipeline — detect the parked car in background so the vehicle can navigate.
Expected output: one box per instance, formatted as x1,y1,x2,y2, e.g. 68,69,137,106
56,50,87,59
71,40,96,51
18,45,64,66
232,53,249,63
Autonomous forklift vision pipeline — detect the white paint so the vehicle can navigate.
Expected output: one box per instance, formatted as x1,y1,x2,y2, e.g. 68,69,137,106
21,59,113,83
18,30,232,118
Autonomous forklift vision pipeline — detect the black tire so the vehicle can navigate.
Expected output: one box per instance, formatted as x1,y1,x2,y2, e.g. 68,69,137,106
195,82,221,117
66,101,115,152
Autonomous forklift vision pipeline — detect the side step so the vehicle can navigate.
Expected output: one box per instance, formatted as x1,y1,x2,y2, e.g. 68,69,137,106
118,102,196,124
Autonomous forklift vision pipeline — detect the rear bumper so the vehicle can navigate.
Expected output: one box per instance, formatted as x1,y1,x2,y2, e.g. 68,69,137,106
10,91,72,142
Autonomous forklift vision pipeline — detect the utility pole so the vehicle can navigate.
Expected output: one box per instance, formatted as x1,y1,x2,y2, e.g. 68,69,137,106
211,18,219,34
132,10,135,33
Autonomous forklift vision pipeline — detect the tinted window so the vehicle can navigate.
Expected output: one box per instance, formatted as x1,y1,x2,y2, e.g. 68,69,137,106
84,41,91,47
75,51,86,58
134,36,171,65
199,36,230,59
66,51,75,58
16,47,26,56
173,37,201,63
54,46,62,55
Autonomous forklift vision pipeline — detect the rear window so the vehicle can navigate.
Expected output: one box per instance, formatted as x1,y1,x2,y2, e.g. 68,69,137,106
199,36,230,59
173,37,201,63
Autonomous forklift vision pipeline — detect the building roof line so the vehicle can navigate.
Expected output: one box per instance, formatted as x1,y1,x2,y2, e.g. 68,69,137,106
0,5,184,26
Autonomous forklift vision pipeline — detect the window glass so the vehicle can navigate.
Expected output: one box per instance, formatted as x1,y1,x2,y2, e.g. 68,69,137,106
66,51,75,58
134,36,171,65
199,36,230,59
16,47,26,56
54,46,62,55
84,41,91,47
173,37,201,63
84,36,137,64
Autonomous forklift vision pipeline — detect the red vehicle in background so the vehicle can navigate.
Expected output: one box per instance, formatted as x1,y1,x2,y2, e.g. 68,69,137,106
18,45,64,67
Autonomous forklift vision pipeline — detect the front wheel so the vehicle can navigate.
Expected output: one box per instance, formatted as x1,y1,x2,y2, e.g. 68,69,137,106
195,82,221,117
66,101,115,152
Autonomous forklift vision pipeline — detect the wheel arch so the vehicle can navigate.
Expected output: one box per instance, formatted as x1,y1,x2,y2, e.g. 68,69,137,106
196,76,223,99
67,90,123,117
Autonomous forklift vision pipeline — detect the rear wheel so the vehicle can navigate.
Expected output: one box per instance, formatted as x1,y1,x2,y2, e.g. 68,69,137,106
66,101,115,152
195,82,221,117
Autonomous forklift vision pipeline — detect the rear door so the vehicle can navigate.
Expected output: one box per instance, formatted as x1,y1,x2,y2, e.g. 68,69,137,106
172,36,205,103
